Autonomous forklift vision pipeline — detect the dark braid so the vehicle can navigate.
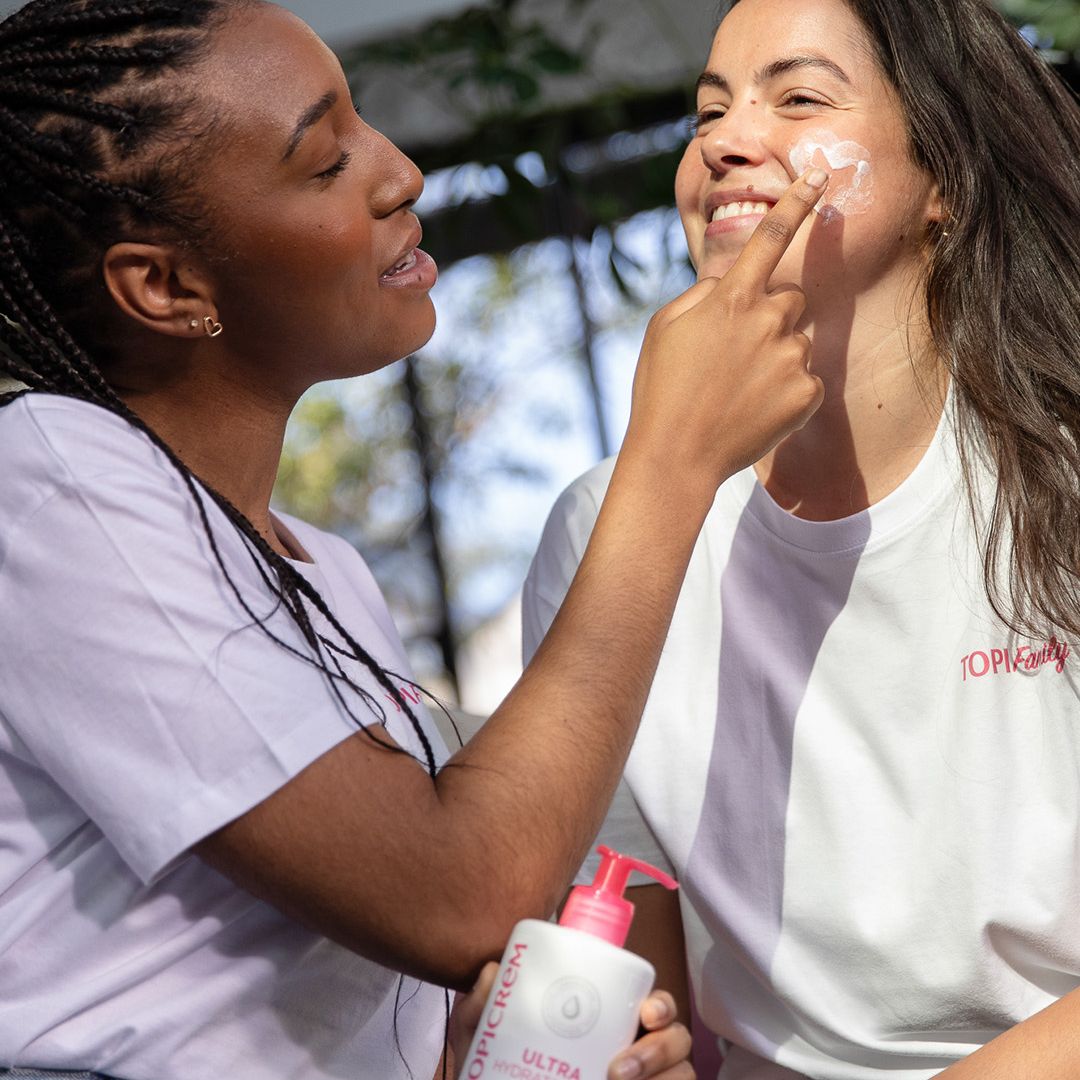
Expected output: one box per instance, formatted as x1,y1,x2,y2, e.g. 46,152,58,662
0,42,188,73
0,0,439,776
0,2,194,47
0,78,141,129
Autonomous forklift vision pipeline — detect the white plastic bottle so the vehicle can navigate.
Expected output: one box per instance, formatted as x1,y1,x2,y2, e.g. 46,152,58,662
461,845,678,1080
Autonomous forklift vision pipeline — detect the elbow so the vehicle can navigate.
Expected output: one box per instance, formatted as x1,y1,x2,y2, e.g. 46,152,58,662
405,879,554,991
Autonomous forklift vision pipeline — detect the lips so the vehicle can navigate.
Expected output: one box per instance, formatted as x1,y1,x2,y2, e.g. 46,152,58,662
379,222,423,279
703,188,778,238
379,247,438,290
381,250,419,278
378,222,438,289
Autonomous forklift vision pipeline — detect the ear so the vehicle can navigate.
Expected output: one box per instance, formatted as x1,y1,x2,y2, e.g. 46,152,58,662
102,243,218,340
923,177,945,228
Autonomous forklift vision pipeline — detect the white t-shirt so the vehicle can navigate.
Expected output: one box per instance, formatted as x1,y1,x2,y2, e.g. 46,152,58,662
523,405,1080,1080
0,394,449,1079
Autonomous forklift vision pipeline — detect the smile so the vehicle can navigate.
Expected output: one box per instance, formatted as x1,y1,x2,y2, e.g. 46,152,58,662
710,200,772,223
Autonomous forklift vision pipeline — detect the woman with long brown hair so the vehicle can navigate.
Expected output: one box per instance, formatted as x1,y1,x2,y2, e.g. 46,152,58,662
0,0,828,1077
524,0,1080,1076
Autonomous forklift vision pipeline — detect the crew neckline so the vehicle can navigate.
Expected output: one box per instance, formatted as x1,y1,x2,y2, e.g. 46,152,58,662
270,511,317,566
725,392,956,556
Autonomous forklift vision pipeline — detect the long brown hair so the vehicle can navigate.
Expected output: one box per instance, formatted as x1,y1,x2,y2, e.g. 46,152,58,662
723,0,1080,639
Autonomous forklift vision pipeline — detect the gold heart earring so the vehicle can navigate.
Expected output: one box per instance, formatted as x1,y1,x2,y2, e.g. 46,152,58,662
202,315,224,338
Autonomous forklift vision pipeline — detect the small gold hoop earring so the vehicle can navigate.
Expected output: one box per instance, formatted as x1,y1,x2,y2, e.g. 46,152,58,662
203,315,224,338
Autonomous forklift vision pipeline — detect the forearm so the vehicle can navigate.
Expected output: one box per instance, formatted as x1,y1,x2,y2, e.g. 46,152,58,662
937,986,1080,1078
197,183,827,988
197,450,719,990
432,450,718,951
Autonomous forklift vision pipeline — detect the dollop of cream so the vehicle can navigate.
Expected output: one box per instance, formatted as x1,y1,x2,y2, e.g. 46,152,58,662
789,130,873,224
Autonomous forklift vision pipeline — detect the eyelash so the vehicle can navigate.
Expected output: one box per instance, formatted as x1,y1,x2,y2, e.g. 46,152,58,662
689,93,827,133
314,103,363,182
317,149,352,181
781,92,826,108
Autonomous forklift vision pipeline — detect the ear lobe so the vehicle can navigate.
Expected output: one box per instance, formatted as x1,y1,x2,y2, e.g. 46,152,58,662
102,243,215,338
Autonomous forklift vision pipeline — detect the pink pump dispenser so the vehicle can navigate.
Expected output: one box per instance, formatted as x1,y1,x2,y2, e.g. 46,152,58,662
560,845,678,947
462,847,681,1078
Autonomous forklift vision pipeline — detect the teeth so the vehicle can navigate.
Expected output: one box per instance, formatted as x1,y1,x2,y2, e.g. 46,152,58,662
710,201,772,223
383,251,417,277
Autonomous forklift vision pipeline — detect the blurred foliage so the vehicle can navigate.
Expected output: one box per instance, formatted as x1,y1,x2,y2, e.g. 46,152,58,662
275,251,568,645
997,0,1080,50
274,385,416,549
341,0,597,121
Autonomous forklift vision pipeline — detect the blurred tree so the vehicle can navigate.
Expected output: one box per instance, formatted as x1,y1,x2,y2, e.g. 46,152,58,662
997,0,1080,51
275,0,1079,698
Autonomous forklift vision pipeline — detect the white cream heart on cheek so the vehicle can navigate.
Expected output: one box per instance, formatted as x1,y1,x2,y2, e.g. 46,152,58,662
789,130,873,224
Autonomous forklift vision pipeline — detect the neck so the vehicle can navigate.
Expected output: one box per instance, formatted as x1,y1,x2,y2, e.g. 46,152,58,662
755,268,948,520
122,365,297,558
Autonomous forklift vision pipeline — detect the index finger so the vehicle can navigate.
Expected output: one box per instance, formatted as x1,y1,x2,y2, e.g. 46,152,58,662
728,167,829,291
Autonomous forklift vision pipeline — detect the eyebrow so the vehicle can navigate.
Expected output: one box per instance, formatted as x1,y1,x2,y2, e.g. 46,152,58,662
695,54,853,96
282,90,337,162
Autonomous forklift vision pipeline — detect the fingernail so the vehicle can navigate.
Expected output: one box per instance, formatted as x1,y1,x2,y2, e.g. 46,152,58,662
613,1057,644,1080
805,167,829,189
642,997,673,1026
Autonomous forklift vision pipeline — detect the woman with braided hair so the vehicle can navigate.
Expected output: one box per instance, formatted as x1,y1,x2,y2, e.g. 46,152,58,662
0,1,829,1077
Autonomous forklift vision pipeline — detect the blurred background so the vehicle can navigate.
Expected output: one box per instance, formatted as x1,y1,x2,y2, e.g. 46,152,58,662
3,0,1077,724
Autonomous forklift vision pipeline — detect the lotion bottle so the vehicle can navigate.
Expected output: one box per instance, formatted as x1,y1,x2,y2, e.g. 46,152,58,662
462,845,678,1080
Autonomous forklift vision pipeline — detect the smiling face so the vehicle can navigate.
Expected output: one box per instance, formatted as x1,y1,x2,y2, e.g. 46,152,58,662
676,0,940,297
177,2,436,395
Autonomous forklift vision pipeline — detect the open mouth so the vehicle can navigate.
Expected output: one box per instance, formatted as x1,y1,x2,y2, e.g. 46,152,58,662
380,250,418,280
377,246,438,290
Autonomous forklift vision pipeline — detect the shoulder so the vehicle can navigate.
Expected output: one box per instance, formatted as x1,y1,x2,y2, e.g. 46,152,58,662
0,392,164,475
521,458,617,643
0,393,176,507
0,394,191,558
543,456,617,538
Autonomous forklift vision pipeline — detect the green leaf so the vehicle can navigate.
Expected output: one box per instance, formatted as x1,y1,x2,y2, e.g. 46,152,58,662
529,43,585,74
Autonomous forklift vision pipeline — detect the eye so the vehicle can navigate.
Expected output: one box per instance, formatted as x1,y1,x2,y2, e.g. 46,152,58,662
690,107,727,134
316,149,352,182
779,91,828,109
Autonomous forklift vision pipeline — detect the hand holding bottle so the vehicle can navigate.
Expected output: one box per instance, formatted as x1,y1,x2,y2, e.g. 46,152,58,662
450,849,689,1080
449,967,693,1080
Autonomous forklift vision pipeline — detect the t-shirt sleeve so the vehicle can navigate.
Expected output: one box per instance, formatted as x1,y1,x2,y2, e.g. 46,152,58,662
522,463,674,885
0,410,380,884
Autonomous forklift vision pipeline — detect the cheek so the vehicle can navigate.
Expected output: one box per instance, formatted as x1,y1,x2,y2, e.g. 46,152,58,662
674,145,703,262
788,129,874,226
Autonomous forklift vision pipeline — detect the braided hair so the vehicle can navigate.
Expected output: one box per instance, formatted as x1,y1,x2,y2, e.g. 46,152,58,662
0,0,441,776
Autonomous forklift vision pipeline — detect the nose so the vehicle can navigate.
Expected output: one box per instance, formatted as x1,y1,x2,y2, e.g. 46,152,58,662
699,100,768,174
365,123,424,217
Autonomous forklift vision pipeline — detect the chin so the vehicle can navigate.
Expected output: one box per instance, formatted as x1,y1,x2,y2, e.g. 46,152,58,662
399,301,437,358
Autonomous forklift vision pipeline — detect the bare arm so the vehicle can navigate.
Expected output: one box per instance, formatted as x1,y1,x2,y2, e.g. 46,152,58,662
625,883,691,1026
195,172,830,990
935,987,1080,1078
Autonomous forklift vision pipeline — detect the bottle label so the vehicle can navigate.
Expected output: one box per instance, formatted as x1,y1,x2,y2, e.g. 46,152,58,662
462,929,651,1079
541,977,601,1038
